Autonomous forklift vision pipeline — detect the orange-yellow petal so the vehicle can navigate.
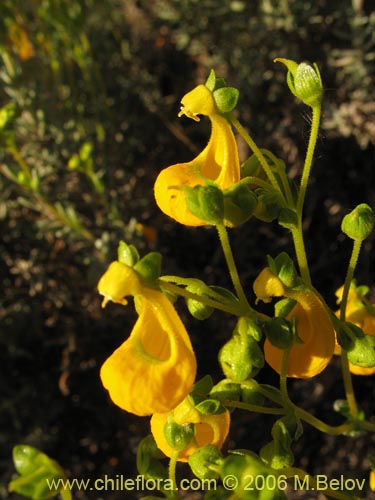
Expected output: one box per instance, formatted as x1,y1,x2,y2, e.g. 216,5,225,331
97,261,142,307
254,268,335,378
100,289,196,416
150,403,230,462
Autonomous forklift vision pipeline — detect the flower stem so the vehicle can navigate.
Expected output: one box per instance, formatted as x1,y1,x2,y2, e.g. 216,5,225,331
229,114,280,192
223,399,285,415
168,451,180,499
216,224,252,312
290,104,321,286
339,238,363,420
296,105,321,217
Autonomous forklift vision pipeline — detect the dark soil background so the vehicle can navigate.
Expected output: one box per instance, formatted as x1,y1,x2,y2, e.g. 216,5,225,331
1,1,375,499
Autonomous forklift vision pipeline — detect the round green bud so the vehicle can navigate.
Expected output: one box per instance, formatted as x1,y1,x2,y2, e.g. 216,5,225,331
341,203,374,241
275,58,323,108
219,334,264,382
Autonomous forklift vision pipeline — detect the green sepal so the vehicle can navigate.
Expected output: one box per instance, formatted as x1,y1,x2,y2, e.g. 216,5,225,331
336,321,375,368
188,445,222,480
9,445,67,500
267,252,300,288
185,279,214,320
341,203,374,242
238,317,262,342
213,87,240,113
133,252,162,283
260,420,294,470
184,183,224,225
136,436,168,481
210,380,241,403
264,317,296,350
117,240,140,266
254,189,283,222
240,379,265,406
164,419,195,451
274,298,297,318
205,69,226,92
219,330,264,382
223,183,258,227
191,375,214,399
195,399,224,415
278,208,298,229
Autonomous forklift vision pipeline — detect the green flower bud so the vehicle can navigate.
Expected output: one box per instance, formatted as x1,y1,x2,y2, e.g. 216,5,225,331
9,445,67,500
185,279,214,320
184,183,224,225
133,252,162,283
188,445,222,480
223,183,258,227
341,203,374,241
164,419,195,451
337,321,375,368
219,332,264,382
264,317,295,350
275,58,323,108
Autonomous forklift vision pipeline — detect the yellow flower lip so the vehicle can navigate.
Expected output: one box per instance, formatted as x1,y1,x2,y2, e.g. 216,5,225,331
151,397,230,462
97,261,142,308
254,267,335,378
100,288,197,416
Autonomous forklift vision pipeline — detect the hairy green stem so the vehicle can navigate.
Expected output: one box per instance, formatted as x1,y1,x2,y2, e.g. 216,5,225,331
229,115,280,192
339,238,363,420
216,224,253,312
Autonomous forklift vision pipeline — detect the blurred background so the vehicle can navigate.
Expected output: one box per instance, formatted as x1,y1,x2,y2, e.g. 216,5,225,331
1,0,374,498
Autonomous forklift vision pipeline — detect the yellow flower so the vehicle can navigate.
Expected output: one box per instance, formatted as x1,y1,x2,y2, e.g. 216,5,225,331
154,84,240,226
335,283,375,375
253,268,335,378
150,398,230,462
97,261,142,307
98,262,197,416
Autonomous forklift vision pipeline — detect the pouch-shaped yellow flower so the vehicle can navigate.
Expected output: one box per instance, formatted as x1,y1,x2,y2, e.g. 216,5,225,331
335,283,375,375
150,398,230,462
101,288,197,416
154,84,240,226
254,268,335,378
